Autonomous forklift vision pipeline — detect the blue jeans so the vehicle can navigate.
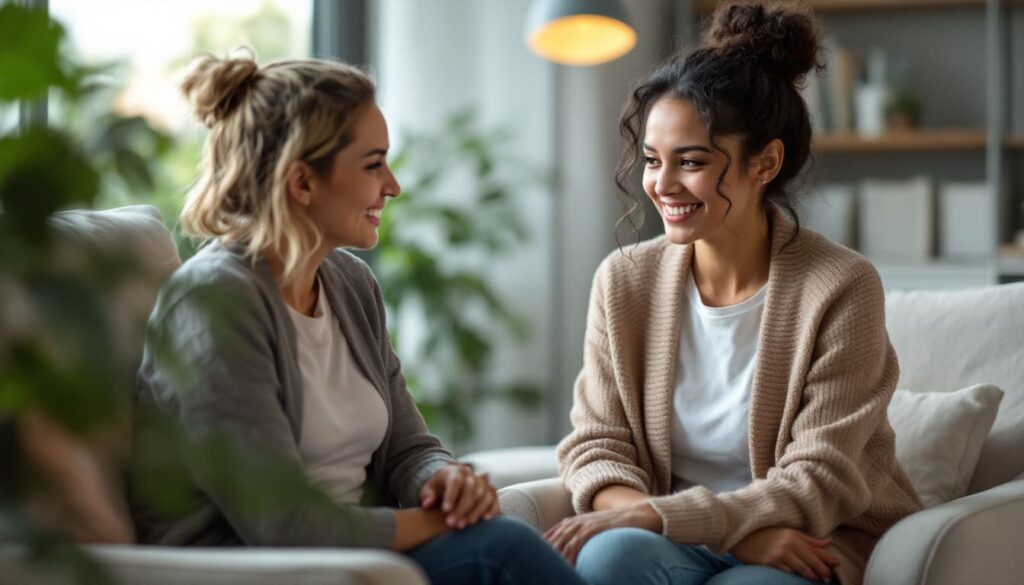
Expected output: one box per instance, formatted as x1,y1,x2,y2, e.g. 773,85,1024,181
575,528,840,585
407,515,586,585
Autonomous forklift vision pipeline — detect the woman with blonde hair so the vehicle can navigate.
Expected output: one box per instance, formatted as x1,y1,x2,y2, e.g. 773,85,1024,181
546,2,921,584
130,50,585,585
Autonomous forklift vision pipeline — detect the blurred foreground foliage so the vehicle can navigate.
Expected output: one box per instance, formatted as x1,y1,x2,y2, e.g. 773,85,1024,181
0,5,344,583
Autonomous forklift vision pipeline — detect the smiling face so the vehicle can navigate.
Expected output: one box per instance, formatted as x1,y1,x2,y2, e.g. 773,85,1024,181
305,104,400,250
642,97,771,247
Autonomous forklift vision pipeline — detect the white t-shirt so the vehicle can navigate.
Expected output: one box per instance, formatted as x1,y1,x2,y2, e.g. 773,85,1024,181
670,272,767,494
287,277,389,505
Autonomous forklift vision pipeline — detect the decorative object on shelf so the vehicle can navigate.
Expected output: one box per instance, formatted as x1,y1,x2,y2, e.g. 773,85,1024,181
939,182,994,259
886,85,923,131
802,183,857,248
885,56,922,131
858,176,934,260
854,49,890,136
524,0,636,66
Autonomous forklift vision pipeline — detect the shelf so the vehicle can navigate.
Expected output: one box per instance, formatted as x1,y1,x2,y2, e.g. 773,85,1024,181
814,130,987,152
1006,134,1024,149
694,0,985,13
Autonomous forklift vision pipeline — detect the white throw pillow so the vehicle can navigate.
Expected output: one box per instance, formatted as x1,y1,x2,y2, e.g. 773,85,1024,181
887,384,1003,508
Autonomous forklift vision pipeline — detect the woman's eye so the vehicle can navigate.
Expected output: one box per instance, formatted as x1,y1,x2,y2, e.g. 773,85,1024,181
681,159,703,168
365,161,383,170
643,156,659,166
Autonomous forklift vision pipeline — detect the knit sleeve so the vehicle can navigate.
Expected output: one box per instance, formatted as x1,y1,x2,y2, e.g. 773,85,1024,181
557,262,652,513
646,267,900,553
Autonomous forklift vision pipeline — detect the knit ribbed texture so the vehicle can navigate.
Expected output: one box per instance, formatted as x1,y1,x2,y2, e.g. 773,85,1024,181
557,210,922,585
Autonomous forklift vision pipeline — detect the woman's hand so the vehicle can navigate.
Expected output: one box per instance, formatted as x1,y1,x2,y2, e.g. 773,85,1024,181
419,463,499,529
544,502,662,565
729,527,841,582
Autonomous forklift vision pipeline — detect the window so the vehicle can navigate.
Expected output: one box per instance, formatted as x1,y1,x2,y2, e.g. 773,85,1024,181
48,0,312,221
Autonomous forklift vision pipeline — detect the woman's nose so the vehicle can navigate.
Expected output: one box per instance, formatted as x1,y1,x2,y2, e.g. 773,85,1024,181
654,170,681,197
384,166,400,198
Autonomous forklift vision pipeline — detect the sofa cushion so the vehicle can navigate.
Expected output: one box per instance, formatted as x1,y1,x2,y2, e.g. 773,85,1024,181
886,283,1024,493
888,384,1003,507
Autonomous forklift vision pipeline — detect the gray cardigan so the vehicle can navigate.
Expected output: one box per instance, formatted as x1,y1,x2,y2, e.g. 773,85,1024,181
130,241,455,549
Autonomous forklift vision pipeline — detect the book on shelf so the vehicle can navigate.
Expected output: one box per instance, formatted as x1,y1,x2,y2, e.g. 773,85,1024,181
805,36,860,137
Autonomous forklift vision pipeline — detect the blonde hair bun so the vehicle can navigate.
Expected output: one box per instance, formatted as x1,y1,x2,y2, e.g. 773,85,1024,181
180,48,260,128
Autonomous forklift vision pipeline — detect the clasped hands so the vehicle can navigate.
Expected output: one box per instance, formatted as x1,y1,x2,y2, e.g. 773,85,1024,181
419,463,500,529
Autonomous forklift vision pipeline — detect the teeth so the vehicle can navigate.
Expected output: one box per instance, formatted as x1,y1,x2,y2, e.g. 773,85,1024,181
367,208,382,218
664,203,702,217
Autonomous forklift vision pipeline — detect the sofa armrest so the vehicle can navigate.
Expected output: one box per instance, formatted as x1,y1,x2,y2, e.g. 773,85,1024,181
498,477,574,533
461,446,559,489
865,473,1024,585
0,545,428,585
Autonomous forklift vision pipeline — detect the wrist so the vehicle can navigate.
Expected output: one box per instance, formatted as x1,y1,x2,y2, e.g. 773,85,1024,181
419,507,449,536
594,485,649,511
630,502,663,533
393,508,450,551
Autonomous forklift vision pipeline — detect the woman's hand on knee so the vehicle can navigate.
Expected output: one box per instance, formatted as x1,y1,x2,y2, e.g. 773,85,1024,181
544,502,662,566
419,463,500,529
729,527,841,582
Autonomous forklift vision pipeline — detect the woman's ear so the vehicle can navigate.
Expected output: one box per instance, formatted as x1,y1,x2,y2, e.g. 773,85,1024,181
285,161,316,207
752,139,785,184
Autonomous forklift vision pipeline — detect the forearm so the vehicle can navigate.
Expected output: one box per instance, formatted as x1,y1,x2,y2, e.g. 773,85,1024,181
593,484,651,511
391,508,450,552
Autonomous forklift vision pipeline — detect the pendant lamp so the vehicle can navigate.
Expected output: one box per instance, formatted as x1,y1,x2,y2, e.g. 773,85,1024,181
525,0,636,66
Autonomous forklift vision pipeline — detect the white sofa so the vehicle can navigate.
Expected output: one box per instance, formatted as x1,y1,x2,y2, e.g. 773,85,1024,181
473,278,1024,585
1,206,430,585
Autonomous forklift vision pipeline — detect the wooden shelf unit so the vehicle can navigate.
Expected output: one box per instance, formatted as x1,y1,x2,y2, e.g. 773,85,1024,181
693,0,985,13
813,129,988,152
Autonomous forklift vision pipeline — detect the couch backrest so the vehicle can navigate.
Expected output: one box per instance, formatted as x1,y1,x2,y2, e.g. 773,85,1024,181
885,283,1024,493
29,205,181,543
49,205,182,379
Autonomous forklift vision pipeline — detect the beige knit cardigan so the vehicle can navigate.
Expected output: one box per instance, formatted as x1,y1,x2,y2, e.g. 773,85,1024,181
557,210,922,585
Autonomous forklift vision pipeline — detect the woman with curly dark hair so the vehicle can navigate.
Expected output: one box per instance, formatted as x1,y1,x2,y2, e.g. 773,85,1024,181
547,3,921,584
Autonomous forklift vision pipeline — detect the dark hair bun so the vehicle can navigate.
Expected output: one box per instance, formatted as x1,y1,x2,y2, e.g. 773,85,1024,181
706,1,821,84
180,48,260,128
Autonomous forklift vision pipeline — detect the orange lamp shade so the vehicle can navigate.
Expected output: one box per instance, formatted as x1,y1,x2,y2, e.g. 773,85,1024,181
525,0,637,66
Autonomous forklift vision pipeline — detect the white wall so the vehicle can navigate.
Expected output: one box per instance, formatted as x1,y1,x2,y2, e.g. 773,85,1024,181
372,0,676,451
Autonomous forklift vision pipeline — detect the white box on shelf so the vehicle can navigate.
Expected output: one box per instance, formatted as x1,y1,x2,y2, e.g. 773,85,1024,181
939,181,994,259
858,176,934,261
803,183,856,248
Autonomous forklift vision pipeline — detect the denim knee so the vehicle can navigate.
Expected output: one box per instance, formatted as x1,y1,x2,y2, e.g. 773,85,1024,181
466,516,534,545
576,528,679,585
461,516,582,584
706,564,831,585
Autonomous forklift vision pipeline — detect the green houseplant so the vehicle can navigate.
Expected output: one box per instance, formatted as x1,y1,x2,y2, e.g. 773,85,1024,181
371,110,543,448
